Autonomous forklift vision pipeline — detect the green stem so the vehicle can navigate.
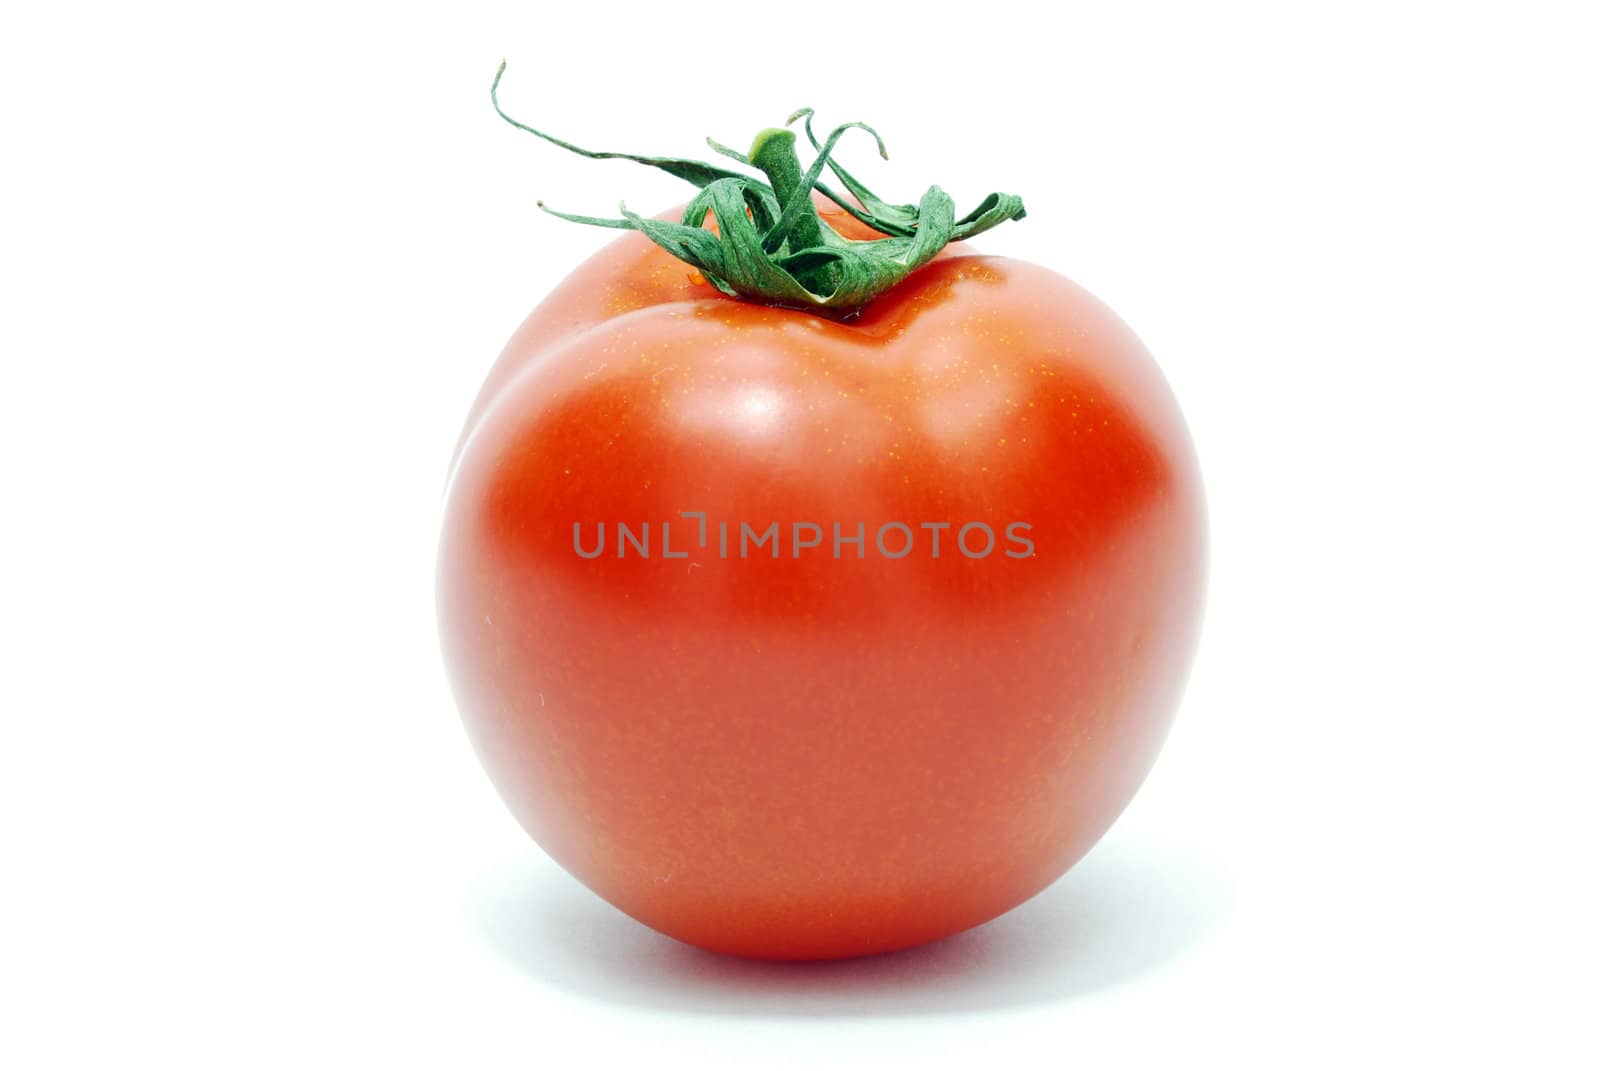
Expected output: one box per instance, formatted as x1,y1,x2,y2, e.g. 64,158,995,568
748,129,824,253
490,64,1028,315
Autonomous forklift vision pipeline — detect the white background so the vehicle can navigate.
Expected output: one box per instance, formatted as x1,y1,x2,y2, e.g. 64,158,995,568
3,1,1597,1067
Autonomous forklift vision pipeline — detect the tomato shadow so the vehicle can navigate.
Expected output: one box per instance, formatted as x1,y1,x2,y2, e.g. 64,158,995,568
465,835,1232,1016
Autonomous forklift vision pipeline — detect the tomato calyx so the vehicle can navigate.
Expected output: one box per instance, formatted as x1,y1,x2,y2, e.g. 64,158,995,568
490,62,1027,316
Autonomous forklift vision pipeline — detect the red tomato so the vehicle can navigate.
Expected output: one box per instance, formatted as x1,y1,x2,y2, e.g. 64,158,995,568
437,199,1206,960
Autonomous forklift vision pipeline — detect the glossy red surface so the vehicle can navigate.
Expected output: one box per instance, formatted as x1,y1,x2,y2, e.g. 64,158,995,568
438,203,1206,959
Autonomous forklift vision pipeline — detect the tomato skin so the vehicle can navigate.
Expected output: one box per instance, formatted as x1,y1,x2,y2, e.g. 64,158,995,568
438,204,1206,960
